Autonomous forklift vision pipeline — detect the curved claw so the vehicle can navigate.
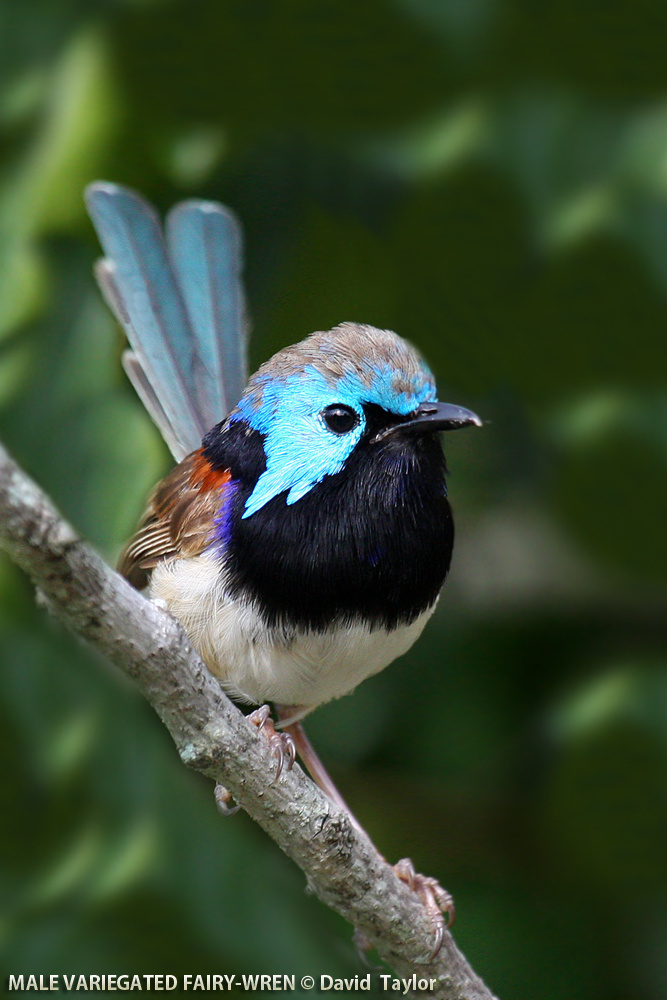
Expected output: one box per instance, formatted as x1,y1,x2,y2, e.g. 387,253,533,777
393,858,455,960
352,928,383,970
214,783,240,817
247,705,297,782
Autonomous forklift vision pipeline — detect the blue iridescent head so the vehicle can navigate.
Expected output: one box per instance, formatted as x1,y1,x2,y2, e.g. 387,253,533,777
228,322,478,518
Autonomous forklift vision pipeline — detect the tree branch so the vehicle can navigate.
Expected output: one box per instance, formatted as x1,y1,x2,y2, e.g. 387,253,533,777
0,439,498,1000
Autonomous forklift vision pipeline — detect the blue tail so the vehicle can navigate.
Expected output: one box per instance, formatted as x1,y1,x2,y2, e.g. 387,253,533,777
85,182,248,460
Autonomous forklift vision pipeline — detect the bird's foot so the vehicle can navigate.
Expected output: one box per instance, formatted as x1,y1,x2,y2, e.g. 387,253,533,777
214,783,240,817
352,928,383,970
247,705,296,781
393,858,455,959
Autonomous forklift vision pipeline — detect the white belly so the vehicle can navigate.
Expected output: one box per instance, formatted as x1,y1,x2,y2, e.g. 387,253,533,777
150,553,435,712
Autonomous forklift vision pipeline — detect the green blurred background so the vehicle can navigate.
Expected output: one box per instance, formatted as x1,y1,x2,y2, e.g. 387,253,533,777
2,1,667,997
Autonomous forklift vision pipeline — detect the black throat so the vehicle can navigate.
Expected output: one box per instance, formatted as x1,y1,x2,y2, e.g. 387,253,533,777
202,410,453,632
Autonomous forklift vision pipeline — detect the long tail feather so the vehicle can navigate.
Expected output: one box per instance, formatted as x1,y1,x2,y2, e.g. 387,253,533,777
85,182,248,460
121,351,185,460
166,200,247,421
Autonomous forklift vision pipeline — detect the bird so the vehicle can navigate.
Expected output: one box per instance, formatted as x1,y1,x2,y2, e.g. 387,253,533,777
85,181,481,950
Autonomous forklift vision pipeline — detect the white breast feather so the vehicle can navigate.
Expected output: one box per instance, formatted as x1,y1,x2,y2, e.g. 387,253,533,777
150,553,435,712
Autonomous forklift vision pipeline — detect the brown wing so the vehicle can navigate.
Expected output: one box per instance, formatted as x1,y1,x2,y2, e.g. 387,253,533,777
119,449,232,589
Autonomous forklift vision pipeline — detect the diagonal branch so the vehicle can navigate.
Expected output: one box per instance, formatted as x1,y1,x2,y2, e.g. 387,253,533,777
0,439,498,1000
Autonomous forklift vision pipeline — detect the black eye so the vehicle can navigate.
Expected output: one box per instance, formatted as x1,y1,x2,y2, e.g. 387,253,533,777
322,404,359,434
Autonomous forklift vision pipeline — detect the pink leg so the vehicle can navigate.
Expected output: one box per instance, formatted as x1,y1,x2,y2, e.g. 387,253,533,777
275,703,455,955
276,711,365,833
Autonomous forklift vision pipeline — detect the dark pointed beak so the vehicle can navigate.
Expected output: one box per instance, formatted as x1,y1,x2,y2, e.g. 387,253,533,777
401,401,483,433
374,401,482,442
